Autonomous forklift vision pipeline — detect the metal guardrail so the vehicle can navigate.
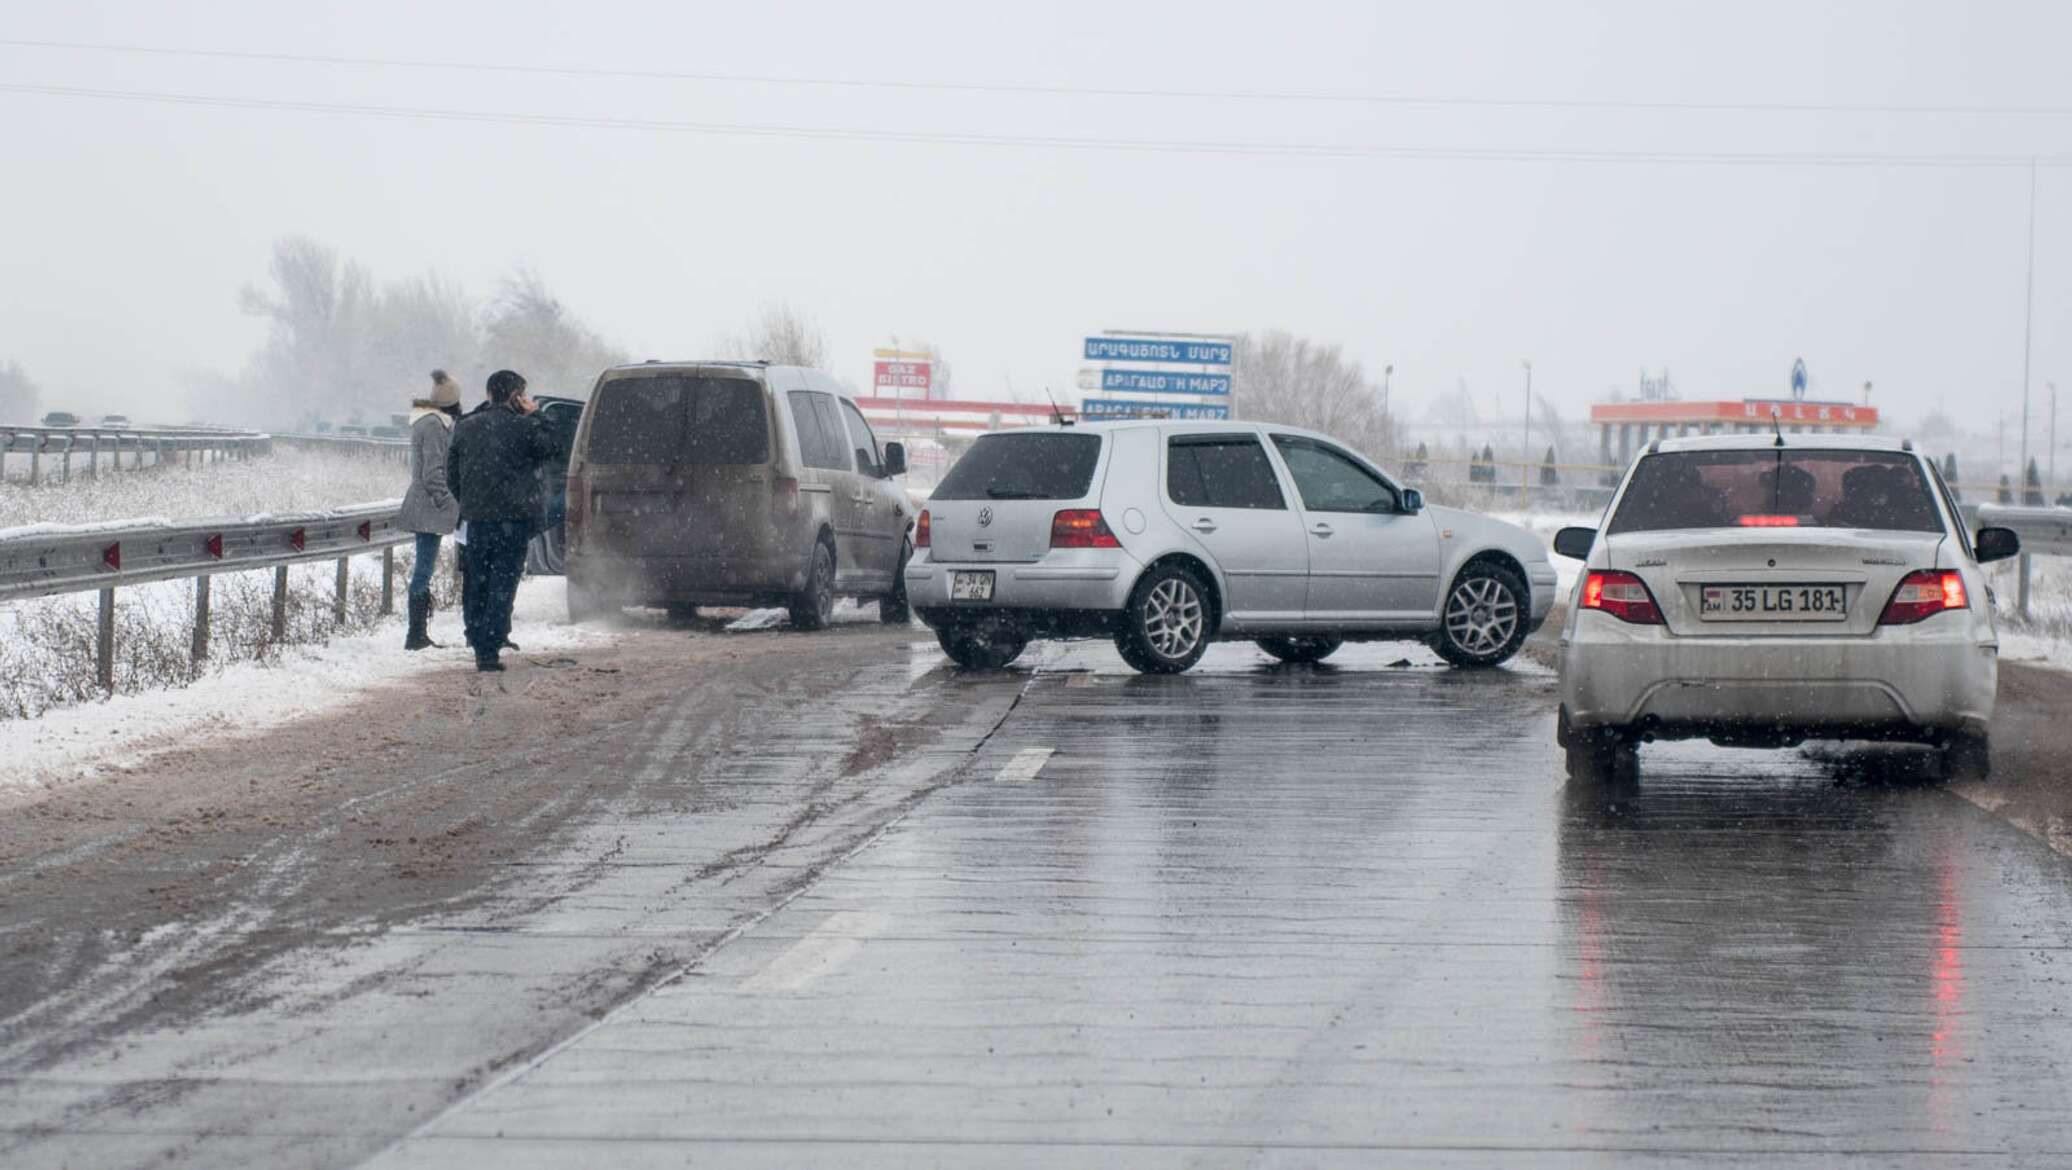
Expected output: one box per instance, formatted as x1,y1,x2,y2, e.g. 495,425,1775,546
1965,503,2072,619
273,432,410,461
0,502,410,692
0,425,272,485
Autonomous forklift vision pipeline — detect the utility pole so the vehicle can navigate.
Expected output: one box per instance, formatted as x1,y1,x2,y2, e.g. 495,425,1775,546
2052,381,2059,494
1382,364,1394,454
1520,360,1533,505
2021,160,2037,486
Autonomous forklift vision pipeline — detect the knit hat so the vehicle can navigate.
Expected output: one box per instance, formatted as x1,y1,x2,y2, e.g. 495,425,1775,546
429,370,461,409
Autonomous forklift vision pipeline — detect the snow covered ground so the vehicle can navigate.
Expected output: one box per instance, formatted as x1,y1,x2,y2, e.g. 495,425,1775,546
0,577,611,797
0,447,408,530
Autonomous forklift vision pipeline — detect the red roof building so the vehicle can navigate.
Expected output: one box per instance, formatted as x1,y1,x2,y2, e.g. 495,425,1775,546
1589,398,1879,463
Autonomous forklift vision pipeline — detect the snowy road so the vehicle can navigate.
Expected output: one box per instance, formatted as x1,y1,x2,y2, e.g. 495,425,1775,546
8,623,2072,1167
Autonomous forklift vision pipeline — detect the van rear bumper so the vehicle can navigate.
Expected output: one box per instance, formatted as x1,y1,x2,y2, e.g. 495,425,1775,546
569,551,807,606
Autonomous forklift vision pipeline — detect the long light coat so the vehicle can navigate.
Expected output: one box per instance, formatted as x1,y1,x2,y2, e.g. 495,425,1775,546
396,407,461,535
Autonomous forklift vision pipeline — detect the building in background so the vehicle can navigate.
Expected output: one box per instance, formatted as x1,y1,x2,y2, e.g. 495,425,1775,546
1589,397,1880,465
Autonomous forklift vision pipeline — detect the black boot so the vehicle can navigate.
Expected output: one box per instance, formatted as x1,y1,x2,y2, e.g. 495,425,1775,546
405,592,437,651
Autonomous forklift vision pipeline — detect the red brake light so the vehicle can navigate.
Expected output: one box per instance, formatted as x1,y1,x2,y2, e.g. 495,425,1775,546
915,508,931,549
1579,570,1663,624
1735,514,1801,527
1050,509,1121,549
773,475,800,516
1880,569,1968,625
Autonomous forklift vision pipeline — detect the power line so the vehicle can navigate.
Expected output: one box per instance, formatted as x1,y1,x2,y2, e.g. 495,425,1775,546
8,36,2072,121
7,81,2071,168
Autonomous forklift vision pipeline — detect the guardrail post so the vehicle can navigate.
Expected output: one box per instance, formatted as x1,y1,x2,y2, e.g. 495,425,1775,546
380,546,396,615
272,565,289,644
155,438,166,468
2019,551,2033,621
87,433,98,480
192,575,211,663
133,438,143,470
97,587,116,695
60,435,73,484
334,557,350,625
29,435,41,485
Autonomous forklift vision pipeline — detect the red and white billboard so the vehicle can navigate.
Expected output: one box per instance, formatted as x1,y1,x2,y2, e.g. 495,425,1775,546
873,359,933,398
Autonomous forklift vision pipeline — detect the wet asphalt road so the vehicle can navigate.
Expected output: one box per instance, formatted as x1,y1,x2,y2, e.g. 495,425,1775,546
10,629,2072,1167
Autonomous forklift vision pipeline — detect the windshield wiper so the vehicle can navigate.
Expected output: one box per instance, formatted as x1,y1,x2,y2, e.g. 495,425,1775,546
984,487,1046,499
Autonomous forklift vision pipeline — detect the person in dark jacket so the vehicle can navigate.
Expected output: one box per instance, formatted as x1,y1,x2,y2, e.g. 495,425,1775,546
447,369,555,672
396,370,463,650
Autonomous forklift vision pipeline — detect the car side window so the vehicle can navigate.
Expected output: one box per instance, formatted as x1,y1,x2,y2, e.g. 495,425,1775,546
786,391,849,471
1926,459,1973,559
808,393,854,472
1167,435,1286,510
1269,435,1399,514
840,399,883,476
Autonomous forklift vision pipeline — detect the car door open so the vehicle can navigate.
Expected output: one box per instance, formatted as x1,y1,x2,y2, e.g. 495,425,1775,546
1160,431,1309,625
1268,434,1441,625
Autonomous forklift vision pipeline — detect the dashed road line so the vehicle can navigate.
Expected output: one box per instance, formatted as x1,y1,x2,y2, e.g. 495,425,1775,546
740,910,885,993
994,747,1055,783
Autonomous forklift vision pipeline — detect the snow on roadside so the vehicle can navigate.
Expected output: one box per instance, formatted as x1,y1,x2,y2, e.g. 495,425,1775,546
0,577,612,797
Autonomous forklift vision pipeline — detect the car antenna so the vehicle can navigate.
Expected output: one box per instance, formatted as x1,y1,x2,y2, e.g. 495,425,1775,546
1770,405,1786,448
1043,385,1071,426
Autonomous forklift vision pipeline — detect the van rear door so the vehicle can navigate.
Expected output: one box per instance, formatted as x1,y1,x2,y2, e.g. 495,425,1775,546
581,372,777,562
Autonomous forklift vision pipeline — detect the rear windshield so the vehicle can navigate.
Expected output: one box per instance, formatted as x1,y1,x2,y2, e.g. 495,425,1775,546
933,432,1103,501
583,376,768,465
1608,449,1944,535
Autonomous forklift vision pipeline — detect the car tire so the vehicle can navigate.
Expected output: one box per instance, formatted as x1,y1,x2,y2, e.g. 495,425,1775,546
1941,730,1992,782
936,625,1027,669
525,525,567,576
1256,635,1342,664
665,603,701,625
1433,560,1529,668
567,582,614,624
1114,563,1212,674
880,542,913,625
789,540,836,631
1565,728,1639,785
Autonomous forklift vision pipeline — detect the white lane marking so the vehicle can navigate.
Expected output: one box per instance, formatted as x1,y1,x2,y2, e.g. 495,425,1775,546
995,747,1055,783
740,910,884,993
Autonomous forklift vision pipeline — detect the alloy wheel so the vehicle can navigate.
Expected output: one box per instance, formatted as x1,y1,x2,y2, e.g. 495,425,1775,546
1143,577,1205,658
1444,576,1518,656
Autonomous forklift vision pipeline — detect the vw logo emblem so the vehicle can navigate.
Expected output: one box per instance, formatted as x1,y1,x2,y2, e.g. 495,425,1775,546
977,506,994,527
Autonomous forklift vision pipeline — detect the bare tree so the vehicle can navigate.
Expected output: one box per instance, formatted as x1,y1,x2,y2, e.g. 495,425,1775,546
1231,331,1395,461
0,361,42,423
715,302,828,368
237,236,378,426
480,268,625,397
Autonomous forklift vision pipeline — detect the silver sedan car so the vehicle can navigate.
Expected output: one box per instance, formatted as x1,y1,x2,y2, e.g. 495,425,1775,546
907,420,1557,674
1554,434,2021,781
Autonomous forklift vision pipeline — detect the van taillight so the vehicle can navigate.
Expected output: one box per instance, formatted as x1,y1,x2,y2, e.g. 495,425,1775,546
1580,570,1663,624
773,475,800,515
1880,569,1967,624
1050,509,1121,549
915,509,931,548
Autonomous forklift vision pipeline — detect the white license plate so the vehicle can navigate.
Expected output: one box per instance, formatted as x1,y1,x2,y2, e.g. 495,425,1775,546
1699,584,1847,621
950,571,995,601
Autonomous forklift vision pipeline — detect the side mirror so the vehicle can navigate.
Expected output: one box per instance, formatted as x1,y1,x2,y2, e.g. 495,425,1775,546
1552,526,1597,560
881,441,908,478
1975,526,2021,564
1399,487,1423,515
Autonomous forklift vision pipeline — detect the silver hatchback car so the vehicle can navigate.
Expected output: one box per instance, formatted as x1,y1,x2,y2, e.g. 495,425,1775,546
908,420,1557,673
1554,434,2022,781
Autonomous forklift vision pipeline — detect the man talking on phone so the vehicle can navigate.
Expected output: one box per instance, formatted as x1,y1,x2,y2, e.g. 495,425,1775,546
447,369,556,672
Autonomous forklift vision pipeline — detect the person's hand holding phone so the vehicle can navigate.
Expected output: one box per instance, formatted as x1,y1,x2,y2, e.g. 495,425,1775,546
513,390,537,415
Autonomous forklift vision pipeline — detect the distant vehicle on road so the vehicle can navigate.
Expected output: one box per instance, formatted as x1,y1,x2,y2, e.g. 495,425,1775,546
563,362,912,627
338,425,370,437
1553,434,2020,782
368,425,405,440
40,411,80,427
909,420,1557,673
97,414,130,427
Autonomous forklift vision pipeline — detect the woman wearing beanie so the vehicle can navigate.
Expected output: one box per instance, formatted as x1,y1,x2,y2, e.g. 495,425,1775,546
395,369,464,649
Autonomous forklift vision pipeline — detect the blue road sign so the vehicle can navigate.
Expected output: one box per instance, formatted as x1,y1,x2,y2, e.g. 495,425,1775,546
1791,358,1808,401
1100,369,1231,396
1080,398,1231,421
1084,337,1233,366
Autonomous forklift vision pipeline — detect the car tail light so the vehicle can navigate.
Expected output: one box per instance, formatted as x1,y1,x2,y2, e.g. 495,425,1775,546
1880,569,1967,625
1735,514,1801,527
1050,509,1121,549
1579,570,1663,624
773,475,800,516
915,508,931,549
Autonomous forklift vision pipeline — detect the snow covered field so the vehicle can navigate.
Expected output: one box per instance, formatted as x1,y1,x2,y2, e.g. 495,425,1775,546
0,447,408,530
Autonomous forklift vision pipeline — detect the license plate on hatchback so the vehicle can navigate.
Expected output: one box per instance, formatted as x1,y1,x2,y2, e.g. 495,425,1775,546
950,571,995,601
1699,584,1847,621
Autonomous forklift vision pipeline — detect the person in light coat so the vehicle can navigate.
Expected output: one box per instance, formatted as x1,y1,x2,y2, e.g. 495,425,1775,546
395,369,463,649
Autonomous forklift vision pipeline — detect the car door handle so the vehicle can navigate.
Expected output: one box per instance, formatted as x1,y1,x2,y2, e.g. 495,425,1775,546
1192,518,1218,533
1310,522,1334,538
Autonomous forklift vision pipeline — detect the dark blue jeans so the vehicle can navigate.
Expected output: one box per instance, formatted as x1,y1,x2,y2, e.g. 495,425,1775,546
461,520,530,662
408,531,442,595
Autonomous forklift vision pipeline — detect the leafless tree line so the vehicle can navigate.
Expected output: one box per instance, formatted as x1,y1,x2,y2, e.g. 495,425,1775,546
1231,331,1397,461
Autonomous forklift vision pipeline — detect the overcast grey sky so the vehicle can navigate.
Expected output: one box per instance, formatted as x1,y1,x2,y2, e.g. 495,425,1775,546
4,0,2072,437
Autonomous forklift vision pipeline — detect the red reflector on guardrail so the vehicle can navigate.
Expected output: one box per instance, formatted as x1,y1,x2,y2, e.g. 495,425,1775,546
357,520,372,542
102,542,121,571
287,528,306,552
205,534,224,559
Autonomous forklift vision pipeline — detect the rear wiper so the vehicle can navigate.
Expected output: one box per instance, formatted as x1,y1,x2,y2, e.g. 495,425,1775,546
984,487,1045,499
